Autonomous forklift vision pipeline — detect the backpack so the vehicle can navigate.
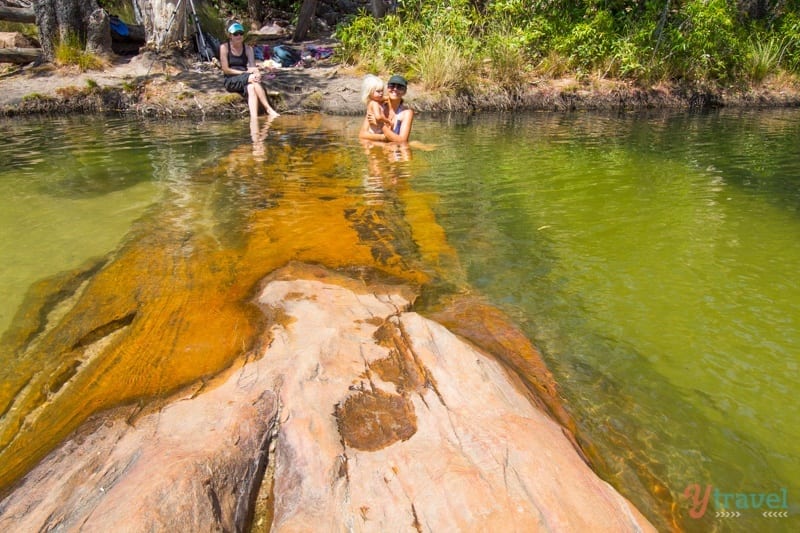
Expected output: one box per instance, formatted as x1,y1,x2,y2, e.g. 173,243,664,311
195,30,220,61
271,45,301,67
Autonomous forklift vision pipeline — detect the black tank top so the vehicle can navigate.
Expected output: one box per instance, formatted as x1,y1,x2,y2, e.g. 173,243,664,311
227,44,248,72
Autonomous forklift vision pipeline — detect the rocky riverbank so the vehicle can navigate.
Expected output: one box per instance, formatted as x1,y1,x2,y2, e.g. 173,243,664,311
2,47,800,118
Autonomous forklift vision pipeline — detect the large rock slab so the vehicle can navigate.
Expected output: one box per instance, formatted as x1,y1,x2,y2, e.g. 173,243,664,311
256,266,656,531
0,363,278,531
0,265,656,531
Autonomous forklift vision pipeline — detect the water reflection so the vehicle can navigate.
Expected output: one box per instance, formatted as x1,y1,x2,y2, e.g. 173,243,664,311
250,116,275,160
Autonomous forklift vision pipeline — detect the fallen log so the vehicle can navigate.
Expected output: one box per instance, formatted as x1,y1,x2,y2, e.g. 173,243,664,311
0,47,40,63
0,6,35,24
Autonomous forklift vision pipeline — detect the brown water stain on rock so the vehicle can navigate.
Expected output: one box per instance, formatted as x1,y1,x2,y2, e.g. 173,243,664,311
335,389,417,451
372,321,430,394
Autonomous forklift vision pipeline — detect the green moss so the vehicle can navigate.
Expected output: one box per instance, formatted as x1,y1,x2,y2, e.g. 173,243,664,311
21,93,47,102
216,93,244,105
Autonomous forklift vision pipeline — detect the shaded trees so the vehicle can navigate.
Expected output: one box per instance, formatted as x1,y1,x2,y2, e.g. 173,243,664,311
33,0,108,60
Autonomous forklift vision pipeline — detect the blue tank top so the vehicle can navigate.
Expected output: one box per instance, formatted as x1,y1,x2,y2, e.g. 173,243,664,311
390,103,407,134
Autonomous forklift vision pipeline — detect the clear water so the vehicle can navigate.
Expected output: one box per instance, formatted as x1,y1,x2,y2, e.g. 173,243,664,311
0,116,243,335
0,111,798,531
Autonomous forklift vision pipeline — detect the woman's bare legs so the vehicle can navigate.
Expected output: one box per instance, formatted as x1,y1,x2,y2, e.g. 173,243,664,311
246,84,261,119
246,83,279,118
253,83,280,118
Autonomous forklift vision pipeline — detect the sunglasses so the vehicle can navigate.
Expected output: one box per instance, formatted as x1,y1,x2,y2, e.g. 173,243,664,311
232,31,244,36
387,83,406,90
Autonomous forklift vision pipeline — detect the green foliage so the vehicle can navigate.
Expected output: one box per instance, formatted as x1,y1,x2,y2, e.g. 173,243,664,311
337,1,479,87
411,34,476,91
779,12,800,72
745,35,787,82
609,37,646,80
669,0,742,82
335,0,796,88
335,12,420,73
480,23,531,91
553,10,616,74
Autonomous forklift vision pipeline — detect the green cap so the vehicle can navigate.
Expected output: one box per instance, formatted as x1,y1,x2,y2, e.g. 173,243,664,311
387,75,407,87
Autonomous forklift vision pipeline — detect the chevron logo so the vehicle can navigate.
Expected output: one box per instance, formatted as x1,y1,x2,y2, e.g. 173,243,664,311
762,511,789,518
714,510,741,518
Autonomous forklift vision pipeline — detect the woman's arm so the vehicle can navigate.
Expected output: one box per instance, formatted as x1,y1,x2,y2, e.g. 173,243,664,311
245,45,259,73
358,116,386,141
381,108,414,143
219,43,235,75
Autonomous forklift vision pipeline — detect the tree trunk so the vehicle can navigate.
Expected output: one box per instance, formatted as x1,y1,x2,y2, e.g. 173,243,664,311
133,0,191,50
293,0,317,42
737,0,771,20
33,0,104,60
370,0,389,18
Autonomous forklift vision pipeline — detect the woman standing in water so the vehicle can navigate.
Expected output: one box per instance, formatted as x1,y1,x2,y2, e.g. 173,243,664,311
359,74,414,142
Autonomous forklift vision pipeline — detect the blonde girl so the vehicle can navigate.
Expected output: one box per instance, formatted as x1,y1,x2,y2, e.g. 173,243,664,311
360,75,388,135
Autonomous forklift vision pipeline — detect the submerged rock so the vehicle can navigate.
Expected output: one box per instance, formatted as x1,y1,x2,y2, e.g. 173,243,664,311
0,264,655,531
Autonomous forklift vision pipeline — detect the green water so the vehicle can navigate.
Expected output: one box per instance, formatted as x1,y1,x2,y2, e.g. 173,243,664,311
1,112,798,531
412,110,800,532
0,116,242,334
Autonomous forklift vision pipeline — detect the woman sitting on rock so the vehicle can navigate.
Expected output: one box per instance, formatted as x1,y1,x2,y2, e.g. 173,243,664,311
219,22,279,120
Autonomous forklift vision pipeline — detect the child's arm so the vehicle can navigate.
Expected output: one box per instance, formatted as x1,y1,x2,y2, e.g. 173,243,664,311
367,100,388,124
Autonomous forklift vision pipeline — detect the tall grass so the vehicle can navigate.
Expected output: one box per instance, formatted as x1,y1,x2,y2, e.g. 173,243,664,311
411,35,475,91
746,36,787,83
54,33,105,71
